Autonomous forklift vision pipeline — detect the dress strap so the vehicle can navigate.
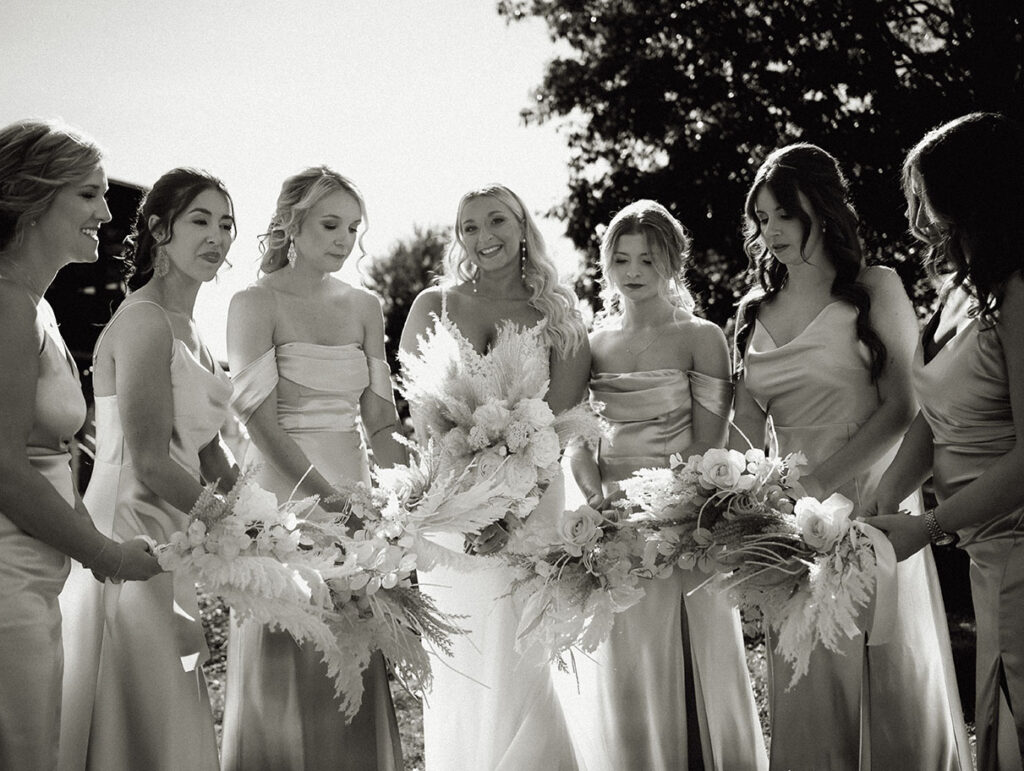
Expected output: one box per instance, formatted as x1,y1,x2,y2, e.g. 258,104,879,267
93,299,174,362
687,370,734,419
230,348,278,423
366,356,396,404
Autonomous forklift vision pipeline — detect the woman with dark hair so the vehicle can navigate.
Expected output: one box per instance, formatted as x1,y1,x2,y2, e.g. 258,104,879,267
58,168,237,771
870,112,1024,770
564,199,766,769
732,143,969,769
221,166,404,770
400,183,589,770
0,119,160,771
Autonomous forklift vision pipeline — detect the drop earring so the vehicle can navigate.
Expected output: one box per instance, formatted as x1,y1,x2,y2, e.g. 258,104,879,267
287,240,298,268
472,267,478,294
519,238,528,281
154,246,170,278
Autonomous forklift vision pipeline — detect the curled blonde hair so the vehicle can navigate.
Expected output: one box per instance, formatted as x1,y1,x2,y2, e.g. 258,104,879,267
260,165,367,273
443,183,586,357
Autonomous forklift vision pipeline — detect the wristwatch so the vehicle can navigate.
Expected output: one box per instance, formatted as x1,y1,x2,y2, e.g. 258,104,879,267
923,508,957,546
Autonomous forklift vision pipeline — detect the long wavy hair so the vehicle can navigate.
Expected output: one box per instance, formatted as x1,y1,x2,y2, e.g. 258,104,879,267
595,199,696,327
902,112,1024,323
124,168,234,291
260,166,367,274
443,183,586,358
0,119,103,252
735,143,886,381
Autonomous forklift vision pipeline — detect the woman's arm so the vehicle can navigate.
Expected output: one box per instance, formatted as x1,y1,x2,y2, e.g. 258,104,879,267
546,335,591,414
397,288,443,440
0,290,158,580
799,267,919,498
680,321,731,457
357,291,406,470
568,331,602,508
198,435,238,495
112,305,215,515
226,288,344,509
862,410,935,518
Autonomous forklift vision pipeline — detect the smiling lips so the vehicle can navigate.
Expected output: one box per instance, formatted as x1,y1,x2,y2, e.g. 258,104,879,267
81,227,99,241
478,244,502,258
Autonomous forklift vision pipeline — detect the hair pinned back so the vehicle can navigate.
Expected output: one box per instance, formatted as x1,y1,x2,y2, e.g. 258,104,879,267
260,166,367,274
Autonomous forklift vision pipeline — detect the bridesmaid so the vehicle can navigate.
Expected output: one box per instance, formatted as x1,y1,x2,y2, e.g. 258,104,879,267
59,168,237,771
731,143,970,769
564,199,766,770
870,112,1024,770
399,183,588,771
0,119,160,771
222,166,404,770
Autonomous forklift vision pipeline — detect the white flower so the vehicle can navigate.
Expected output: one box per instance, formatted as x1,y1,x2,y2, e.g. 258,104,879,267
514,398,555,431
795,493,854,552
698,449,752,491
525,428,561,469
234,482,280,525
472,401,512,436
556,505,603,557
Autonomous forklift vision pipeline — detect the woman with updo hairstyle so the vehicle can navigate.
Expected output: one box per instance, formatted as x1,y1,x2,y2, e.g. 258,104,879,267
870,112,1024,770
58,167,237,771
400,183,589,770
561,199,766,769
221,166,404,770
731,143,970,769
0,119,160,770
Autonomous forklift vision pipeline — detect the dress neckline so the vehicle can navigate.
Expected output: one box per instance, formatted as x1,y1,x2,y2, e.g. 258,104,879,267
754,300,843,350
439,302,545,359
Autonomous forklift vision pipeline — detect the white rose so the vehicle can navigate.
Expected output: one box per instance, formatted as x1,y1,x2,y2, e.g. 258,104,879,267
698,449,751,491
794,493,854,552
235,482,280,525
472,401,512,436
556,505,604,557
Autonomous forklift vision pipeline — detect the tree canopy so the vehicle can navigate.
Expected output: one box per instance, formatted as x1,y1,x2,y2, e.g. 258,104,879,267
500,0,1024,325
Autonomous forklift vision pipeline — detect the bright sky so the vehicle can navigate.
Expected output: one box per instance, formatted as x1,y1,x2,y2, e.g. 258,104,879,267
0,0,577,359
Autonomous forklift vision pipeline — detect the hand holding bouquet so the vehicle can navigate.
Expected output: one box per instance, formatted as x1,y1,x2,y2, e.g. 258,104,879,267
619,426,896,684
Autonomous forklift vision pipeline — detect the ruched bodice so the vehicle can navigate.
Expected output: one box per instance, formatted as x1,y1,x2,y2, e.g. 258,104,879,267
592,368,731,479
914,293,1021,546
745,302,880,507
231,342,369,434
223,338,403,770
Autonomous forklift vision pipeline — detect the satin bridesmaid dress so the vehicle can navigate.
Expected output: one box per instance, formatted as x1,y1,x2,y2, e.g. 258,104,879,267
558,369,767,771
743,275,971,770
0,297,86,771
59,300,228,771
915,284,1024,771
223,337,403,771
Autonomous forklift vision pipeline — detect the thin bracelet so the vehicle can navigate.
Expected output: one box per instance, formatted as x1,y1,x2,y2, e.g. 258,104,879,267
111,544,125,581
369,423,399,440
87,538,110,570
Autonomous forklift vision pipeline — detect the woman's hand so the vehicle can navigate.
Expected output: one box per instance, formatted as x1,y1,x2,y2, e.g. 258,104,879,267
465,520,511,556
91,537,162,583
863,511,930,561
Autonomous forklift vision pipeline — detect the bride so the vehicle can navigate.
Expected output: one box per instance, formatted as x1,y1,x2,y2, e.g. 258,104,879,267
399,183,589,771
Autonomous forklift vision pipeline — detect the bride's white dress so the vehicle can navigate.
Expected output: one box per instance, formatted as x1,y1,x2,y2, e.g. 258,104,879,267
411,298,579,771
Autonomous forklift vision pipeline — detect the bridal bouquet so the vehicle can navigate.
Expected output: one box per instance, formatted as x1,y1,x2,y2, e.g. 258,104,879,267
400,320,604,527
504,503,645,663
619,431,895,684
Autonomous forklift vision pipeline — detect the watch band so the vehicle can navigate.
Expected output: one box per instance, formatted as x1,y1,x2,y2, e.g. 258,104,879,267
924,508,957,546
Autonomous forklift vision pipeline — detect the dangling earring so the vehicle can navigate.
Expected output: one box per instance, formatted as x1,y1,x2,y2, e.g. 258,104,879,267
154,246,170,278
287,240,298,268
519,238,528,282
472,266,478,294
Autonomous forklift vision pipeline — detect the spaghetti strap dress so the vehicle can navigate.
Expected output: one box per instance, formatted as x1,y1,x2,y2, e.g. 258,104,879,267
58,299,229,771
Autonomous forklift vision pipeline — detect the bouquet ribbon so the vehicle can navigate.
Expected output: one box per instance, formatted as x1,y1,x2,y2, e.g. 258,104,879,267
856,520,898,647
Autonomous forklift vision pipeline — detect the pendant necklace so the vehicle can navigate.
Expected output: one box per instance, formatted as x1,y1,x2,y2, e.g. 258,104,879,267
625,327,661,356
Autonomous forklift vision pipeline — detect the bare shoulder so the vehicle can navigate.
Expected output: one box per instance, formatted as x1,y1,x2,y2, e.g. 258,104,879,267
860,265,905,297
340,281,385,315
0,281,41,333
668,313,726,347
409,285,444,317
230,282,277,316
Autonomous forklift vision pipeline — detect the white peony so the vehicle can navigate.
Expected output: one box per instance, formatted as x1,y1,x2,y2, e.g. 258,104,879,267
556,505,604,557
